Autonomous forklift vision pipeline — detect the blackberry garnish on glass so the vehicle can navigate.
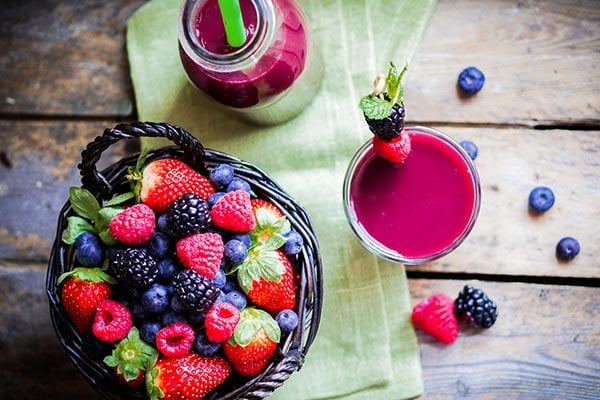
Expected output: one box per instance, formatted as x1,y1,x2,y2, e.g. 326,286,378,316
359,62,411,164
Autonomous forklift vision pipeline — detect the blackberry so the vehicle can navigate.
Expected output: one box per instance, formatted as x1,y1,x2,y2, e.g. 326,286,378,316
364,102,405,141
454,285,498,328
109,247,158,288
173,269,220,313
166,193,211,238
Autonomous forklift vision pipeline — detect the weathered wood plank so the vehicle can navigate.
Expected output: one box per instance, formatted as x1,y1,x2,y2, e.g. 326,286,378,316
409,279,600,400
0,0,145,117
0,263,104,400
405,0,600,126
0,120,132,260
412,127,600,278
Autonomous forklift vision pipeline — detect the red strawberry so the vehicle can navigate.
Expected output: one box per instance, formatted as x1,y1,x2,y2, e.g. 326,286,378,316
92,300,133,343
59,267,115,334
104,327,158,388
250,199,290,244
411,293,459,344
205,302,241,343
146,353,231,400
109,204,156,245
138,158,216,213
372,130,411,164
155,322,195,358
223,307,280,377
251,199,283,219
176,233,224,279
237,249,296,314
210,190,255,232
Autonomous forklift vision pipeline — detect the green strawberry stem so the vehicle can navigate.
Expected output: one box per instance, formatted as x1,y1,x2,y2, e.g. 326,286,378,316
230,307,281,347
58,267,117,285
104,327,158,381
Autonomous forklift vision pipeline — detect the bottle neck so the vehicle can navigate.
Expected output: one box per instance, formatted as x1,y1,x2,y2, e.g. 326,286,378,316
179,0,276,73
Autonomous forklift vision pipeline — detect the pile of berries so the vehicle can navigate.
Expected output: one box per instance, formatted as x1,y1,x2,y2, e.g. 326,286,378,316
59,157,303,399
411,284,499,345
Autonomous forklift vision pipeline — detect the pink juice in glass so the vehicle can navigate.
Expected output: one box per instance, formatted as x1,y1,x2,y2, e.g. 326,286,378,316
178,0,323,124
343,126,481,264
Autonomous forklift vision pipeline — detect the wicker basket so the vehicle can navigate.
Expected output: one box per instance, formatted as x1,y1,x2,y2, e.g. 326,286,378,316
46,122,323,400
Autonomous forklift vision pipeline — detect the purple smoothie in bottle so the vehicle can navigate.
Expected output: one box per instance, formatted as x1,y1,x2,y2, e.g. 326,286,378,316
343,126,481,264
178,0,323,124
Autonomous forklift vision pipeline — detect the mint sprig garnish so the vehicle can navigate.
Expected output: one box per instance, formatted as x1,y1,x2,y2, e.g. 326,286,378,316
359,62,408,119
63,187,134,245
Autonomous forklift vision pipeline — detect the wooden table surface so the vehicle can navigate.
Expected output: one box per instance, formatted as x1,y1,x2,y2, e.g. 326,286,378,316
1,0,599,399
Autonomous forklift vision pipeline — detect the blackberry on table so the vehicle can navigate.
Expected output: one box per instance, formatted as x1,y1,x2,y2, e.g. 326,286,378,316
454,285,498,328
109,247,158,288
166,193,211,238
173,269,220,314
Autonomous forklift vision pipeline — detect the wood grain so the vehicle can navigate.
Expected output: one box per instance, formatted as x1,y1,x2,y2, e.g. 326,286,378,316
405,0,600,126
0,0,144,117
0,120,132,260
411,126,600,279
409,279,600,399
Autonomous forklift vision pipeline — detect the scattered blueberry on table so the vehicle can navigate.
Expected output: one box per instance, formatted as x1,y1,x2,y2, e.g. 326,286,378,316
457,66,485,94
459,140,478,161
556,237,580,261
528,186,555,213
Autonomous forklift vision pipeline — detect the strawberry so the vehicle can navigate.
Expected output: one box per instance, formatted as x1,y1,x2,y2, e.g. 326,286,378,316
58,267,116,334
104,327,158,388
92,300,134,343
250,199,290,245
223,307,280,377
109,203,156,245
235,248,296,314
210,190,255,232
133,158,216,213
372,130,411,164
176,233,224,279
411,293,459,344
146,353,231,400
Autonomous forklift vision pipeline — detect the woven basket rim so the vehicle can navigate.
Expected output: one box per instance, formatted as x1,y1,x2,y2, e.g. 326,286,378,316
46,122,323,400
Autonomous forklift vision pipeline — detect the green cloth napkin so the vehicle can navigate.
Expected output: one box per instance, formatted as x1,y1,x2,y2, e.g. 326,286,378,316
126,0,436,398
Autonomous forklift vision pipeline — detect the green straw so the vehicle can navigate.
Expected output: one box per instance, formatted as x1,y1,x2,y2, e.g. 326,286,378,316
218,0,247,48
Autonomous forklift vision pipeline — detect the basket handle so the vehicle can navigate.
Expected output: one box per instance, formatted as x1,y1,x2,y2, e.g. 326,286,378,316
78,121,207,196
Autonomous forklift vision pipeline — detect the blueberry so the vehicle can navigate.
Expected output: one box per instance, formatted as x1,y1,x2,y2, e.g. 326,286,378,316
75,231,104,267
458,66,485,94
222,278,239,293
213,290,226,305
276,309,299,333
226,177,251,193
224,239,248,264
188,311,206,327
131,301,151,321
140,321,162,344
170,295,186,313
230,233,251,248
208,192,227,207
127,286,143,300
162,310,188,326
224,290,247,310
141,284,170,314
212,269,227,289
556,237,580,261
193,331,221,357
528,186,555,213
157,258,179,281
209,164,235,187
147,232,171,259
283,230,303,255
459,140,478,161
156,214,171,235
81,332,112,360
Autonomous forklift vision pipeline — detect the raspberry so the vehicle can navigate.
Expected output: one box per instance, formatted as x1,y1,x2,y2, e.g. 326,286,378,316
372,131,411,164
92,300,133,343
109,204,156,245
411,294,459,344
176,233,224,279
205,302,241,342
155,322,195,357
210,190,256,232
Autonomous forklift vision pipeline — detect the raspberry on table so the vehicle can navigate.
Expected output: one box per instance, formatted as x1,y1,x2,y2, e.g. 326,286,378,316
411,293,459,344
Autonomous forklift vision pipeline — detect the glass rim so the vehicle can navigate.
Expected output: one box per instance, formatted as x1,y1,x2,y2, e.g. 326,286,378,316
342,125,482,265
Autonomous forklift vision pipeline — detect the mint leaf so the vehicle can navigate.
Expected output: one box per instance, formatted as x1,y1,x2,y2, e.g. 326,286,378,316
359,96,392,119
62,216,94,244
104,192,134,207
389,63,408,105
69,187,101,222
